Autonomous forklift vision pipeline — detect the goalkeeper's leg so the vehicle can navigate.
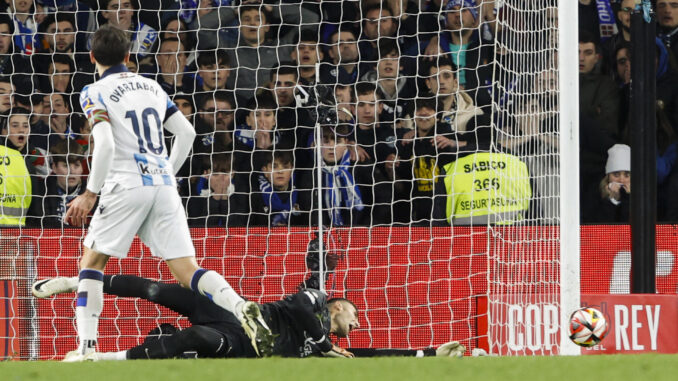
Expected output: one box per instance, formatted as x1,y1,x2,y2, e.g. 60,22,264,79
347,341,465,358
166,257,274,357
99,325,256,360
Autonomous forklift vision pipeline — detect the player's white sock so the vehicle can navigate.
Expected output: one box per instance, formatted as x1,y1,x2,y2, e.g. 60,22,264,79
191,269,245,318
97,350,128,361
75,269,104,354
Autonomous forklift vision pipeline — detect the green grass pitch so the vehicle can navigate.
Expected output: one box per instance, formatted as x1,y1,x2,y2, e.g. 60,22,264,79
2,355,677,381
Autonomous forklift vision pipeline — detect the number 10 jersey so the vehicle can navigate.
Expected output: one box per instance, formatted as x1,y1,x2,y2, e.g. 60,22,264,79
80,65,181,192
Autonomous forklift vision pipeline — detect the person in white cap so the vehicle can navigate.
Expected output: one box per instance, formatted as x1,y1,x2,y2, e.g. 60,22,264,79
583,144,631,222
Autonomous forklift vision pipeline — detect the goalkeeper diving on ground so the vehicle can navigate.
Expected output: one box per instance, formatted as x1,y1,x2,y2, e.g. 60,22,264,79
32,240,465,360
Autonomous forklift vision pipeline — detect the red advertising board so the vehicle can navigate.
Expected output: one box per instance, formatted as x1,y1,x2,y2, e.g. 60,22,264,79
478,294,678,355
0,226,676,359
0,280,19,360
580,294,678,354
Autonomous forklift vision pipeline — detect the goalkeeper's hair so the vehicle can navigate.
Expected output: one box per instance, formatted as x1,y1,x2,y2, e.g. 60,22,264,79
90,24,131,66
328,298,358,312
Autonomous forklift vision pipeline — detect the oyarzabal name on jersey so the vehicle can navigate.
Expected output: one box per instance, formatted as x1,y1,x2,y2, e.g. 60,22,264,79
109,81,159,102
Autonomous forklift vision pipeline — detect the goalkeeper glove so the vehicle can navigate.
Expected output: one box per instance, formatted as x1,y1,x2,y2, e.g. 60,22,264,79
436,341,466,358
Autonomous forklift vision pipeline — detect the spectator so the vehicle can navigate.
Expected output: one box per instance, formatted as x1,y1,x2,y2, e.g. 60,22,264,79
159,17,194,66
0,75,14,114
0,14,32,90
41,139,87,227
149,37,194,95
0,133,33,227
426,0,492,94
602,0,634,74
360,38,415,126
395,97,460,223
352,82,398,224
579,30,620,139
320,26,364,85
298,124,364,227
194,49,231,99
36,0,97,43
1,106,48,176
233,91,289,174
94,0,158,59
45,92,75,149
6,0,39,55
191,91,235,179
423,56,490,147
615,40,678,138
268,64,313,150
498,96,560,224
24,93,50,150
37,12,92,68
578,0,602,43
582,144,631,223
224,4,292,104
172,91,194,120
657,0,678,64
249,150,306,226
41,54,75,94
185,152,248,227
359,3,398,65
335,84,356,124
290,29,323,86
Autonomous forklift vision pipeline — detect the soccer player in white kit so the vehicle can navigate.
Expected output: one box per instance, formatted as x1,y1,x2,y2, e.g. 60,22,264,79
55,25,274,361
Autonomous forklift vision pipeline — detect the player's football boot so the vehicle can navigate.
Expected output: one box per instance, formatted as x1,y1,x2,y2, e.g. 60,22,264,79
239,301,275,357
32,277,78,298
62,350,99,362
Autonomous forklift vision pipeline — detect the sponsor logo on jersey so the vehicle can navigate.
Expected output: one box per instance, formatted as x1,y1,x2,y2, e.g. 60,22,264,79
137,161,169,176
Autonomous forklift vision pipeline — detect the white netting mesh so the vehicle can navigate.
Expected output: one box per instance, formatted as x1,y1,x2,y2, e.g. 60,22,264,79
0,0,568,359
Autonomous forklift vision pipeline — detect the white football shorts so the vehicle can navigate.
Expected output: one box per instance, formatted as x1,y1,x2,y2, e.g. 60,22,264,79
84,184,195,260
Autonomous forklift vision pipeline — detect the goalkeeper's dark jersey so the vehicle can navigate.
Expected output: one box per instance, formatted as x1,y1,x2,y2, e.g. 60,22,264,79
260,288,333,357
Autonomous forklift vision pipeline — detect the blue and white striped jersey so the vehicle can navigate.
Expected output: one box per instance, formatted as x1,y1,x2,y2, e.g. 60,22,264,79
80,64,180,191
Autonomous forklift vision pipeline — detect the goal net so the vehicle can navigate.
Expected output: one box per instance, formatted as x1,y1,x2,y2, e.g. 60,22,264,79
0,0,579,359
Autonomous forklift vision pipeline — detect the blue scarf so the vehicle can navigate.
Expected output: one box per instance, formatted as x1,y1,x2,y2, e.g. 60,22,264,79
12,15,36,55
234,123,279,149
596,0,618,41
258,173,298,225
321,150,363,226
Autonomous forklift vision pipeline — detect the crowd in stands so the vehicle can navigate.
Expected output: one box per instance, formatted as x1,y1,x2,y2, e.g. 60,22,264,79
1,0,678,228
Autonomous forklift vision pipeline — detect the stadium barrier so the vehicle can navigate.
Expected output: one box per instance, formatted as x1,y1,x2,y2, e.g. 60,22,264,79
1,226,677,359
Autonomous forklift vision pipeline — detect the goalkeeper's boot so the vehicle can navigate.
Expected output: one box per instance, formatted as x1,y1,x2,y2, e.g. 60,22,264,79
62,349,99,362
32,277,78,298
239,301,275,357
435,341,466,358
